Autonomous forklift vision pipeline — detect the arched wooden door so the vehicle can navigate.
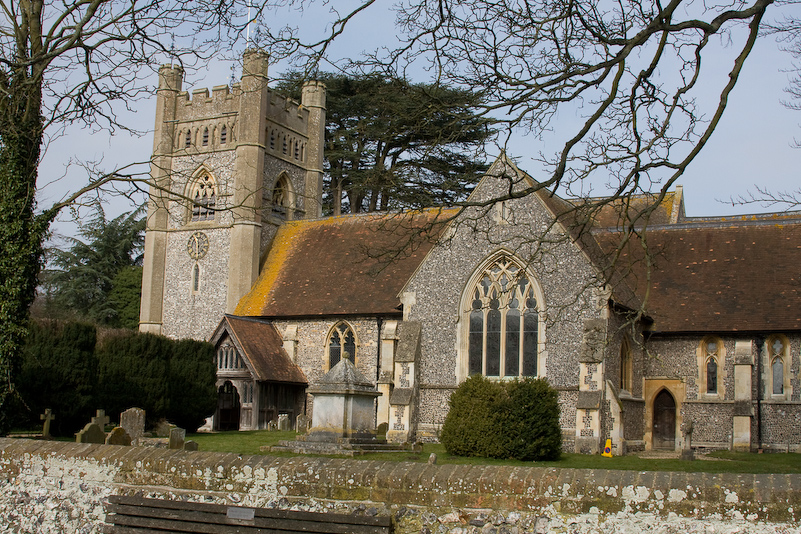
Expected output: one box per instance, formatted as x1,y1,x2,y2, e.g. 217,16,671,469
216,381,240,431
652,389,676,449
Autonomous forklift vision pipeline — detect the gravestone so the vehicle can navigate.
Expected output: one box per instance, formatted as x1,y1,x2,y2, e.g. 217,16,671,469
278,413,290,431
168,427,186,450
92,409,110,430
267,420,278,431
184,440,199,451
376,422,388,439
105,427,132,446
40,409,56,440
296,414,310,432
681,421,695,461
120,407,145,444
76,422,106,444
155,420,173,438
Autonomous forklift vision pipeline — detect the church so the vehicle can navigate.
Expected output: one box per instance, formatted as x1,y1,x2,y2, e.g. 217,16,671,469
139,50,801,454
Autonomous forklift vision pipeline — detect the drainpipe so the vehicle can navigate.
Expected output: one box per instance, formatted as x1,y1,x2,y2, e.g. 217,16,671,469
755,335,764,452
375,317,383,424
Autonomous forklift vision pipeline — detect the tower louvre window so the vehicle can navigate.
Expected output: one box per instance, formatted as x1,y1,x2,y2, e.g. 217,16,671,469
190,173,216,222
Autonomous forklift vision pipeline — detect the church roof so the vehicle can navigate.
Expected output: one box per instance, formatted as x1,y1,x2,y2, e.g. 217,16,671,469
597,218,801,333
211,315,307,384
235,209,457,317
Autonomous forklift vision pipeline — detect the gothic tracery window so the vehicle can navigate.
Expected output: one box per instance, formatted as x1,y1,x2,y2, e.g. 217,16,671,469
328,322,356,370
190,173,216,222
466,256,539,378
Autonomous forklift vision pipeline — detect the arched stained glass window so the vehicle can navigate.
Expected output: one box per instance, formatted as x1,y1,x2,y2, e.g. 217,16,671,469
465,256,539,378
328,322,356,370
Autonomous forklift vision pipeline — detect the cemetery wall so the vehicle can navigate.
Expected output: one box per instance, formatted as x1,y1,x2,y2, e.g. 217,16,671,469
1,438,800,533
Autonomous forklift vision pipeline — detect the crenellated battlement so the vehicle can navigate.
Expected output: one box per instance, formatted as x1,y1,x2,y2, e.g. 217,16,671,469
164,72,318,160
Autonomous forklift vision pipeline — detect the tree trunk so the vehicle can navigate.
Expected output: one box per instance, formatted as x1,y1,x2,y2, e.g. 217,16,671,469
0,72,50,434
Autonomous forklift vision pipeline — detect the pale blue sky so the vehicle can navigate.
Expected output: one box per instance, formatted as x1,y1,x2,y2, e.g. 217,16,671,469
37,1,801,239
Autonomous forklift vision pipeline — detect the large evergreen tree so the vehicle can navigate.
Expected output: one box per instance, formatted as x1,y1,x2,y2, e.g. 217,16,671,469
41,208,144,328
277,73,494,215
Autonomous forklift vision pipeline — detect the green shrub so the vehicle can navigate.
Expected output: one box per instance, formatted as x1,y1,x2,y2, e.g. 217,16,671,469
440,375,507,457
167,338,217,432
500,378,562,461
97,331,216,431
17,320,98,436
97,331,170,425
440,375,561,461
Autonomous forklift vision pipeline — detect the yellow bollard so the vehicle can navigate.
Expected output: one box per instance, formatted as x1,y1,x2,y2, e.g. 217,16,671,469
602,438,613,457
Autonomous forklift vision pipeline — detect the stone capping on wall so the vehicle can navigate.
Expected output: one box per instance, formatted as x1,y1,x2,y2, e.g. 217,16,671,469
1,438,800,529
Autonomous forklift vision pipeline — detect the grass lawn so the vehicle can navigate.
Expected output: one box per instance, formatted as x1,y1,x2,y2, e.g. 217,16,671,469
187,430,801,474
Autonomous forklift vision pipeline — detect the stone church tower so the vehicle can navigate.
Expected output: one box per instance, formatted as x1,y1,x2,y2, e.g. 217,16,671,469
139,50,326,340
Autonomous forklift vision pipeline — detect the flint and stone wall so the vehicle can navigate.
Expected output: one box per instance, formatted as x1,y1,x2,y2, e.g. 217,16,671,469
3,439,800,534
404,159,604,444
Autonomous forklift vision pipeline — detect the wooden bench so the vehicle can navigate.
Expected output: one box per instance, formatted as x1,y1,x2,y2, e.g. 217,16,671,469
104,495,392,534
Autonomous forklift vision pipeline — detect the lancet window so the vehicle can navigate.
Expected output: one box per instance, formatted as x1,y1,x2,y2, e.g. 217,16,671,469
767,335,789,396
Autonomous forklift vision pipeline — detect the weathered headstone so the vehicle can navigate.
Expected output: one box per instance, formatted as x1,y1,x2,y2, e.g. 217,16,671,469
376,422,388,439
296,414,310,432
76,422,106,444
105,427,132,446
120,407,145,444
184,440,199,451
278,413,290,431
92,409,110,430
428,452,437,465
40,409,56,440
267,420,278,431
168,427,186,450
155,419,173,438
681,421,695,461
